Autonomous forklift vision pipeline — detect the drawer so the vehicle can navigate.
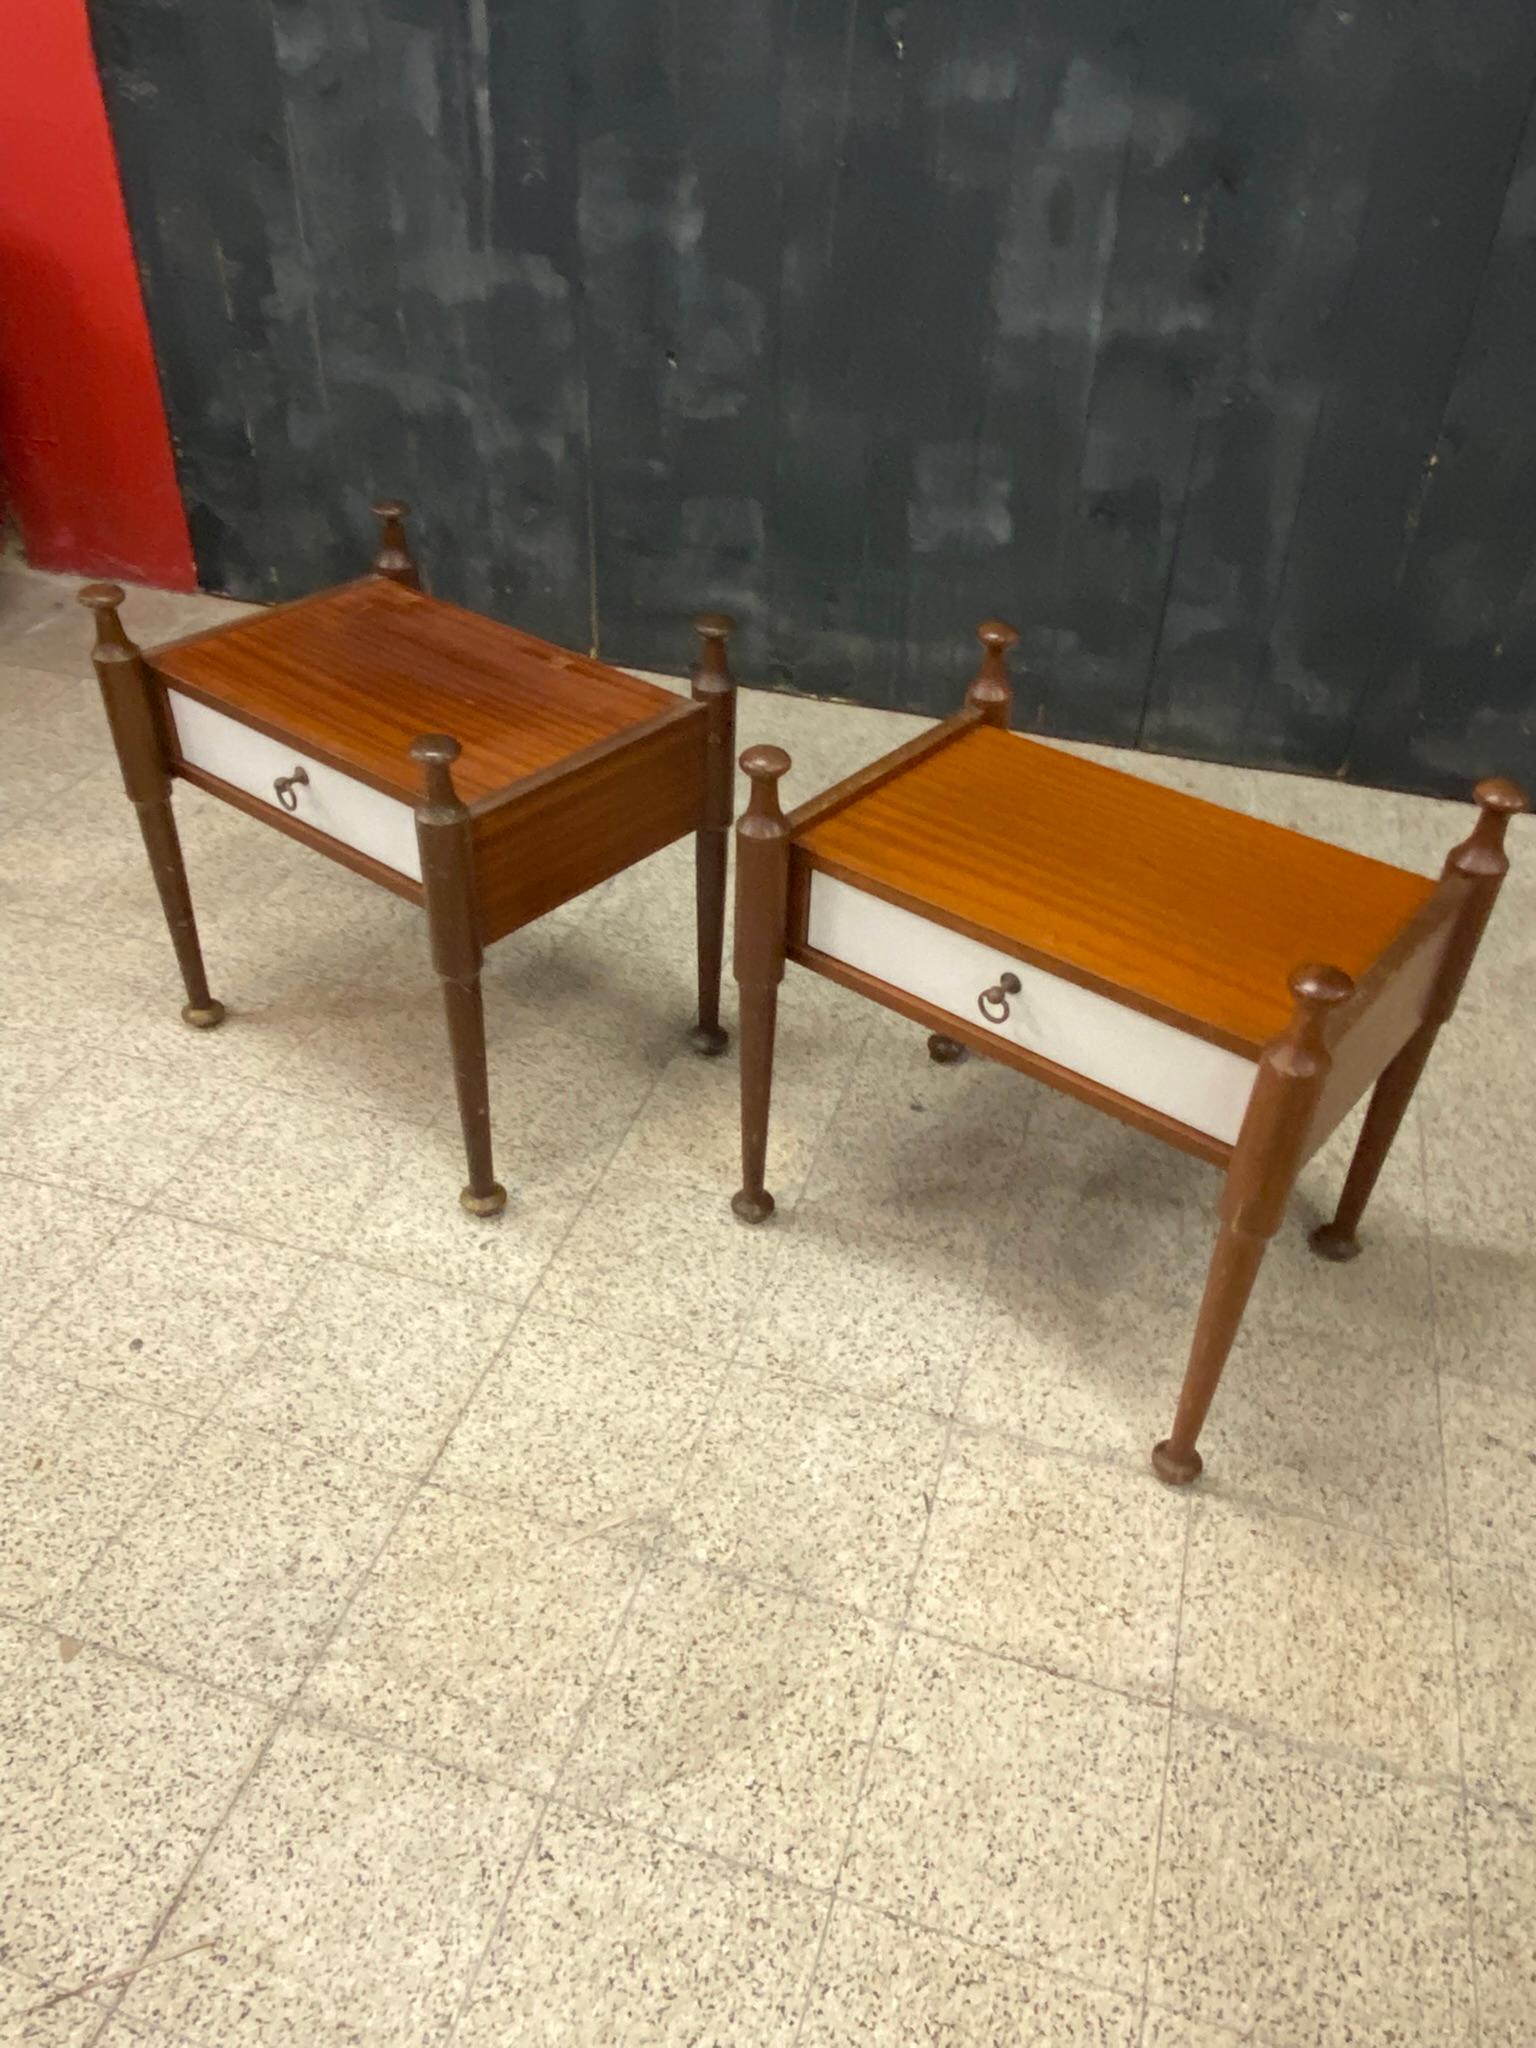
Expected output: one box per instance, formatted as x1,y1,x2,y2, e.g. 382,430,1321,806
804,872,1257,1145
166,689,422,883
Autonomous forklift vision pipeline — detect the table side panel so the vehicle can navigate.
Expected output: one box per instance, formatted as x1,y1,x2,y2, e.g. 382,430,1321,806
804,870,1257,1146
472,705,707,943
1303,883,1461,1155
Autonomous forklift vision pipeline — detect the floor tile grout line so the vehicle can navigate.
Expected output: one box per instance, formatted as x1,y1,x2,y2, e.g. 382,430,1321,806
1156,1695,1467,1796
77,1705,289,2048
36,1245,329,1628
78,1336,544,2032
785,1098,1048,2045
78,1030,675,2048
534,1787,1148,2012
0,1604,284,1717
3,1171,153,1347
123,1193,552,1303
48,1114,1482,2039
441,1005,879,2045
783,1524,933,2045
722,1333,1466,1566
44,1404,221,1642
16,1163,1477,1796
24,977,809,1717
0,1623,1266,2042
535,1794,1149,2018
438,1554,656,2043
1137,1496,1193,2030
318,1010,751,2048
17,1487,1482,1812
1422,1109,1483,2048
45,1214,1471,1592
440,1018,877,2043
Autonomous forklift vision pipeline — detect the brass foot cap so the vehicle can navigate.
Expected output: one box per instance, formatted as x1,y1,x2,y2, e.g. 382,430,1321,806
460,1183,508,1218
689,1023,729,1057
927,1033,966,1065
1309,1223,1362,1263
1151,1439,1203,1486
181,1000,226,1029
731,1189,775,1225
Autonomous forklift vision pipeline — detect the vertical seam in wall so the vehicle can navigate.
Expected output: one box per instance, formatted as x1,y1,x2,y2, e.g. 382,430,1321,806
1335,59,1536,783
1063,0,1158,731
566,4,601,659
822,0,862,271
763,0,797,681
579,320,600,659
1131,405,1209,752
273,24,333,441
1231,20,1407,761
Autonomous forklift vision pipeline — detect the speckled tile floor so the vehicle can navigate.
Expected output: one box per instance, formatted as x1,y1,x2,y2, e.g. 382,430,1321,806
2,557,1533,2048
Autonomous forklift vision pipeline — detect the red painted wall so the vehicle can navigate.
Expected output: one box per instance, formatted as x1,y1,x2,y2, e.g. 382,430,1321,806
0,0,195,588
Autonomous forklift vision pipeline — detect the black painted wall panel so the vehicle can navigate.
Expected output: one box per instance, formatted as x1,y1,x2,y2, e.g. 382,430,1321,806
93,0,1536,796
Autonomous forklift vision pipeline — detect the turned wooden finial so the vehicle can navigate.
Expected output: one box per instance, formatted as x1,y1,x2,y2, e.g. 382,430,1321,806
739,744,790,834
1278,961,1354,1072
692,611,737,688
77,581,135,657
372,497,421,588
410,732,463,813
1445,776,1528,882
966,618,1019,727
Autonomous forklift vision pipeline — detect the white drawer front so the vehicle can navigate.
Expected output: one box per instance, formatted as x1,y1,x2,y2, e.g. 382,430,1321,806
168,690,422,883
805,872,1256,1145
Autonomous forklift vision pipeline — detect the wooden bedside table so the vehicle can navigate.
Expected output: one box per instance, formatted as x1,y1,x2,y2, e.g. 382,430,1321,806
730,621,1525,1483
79,503,737,1215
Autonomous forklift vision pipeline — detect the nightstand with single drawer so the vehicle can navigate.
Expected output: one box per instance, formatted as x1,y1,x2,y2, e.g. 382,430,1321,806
80,501,739,1215
729,621,1525,1485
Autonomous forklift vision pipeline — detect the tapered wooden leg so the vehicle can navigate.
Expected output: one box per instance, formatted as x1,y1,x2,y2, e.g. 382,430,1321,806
693,827,729,1054
1312,775,1527,1263
79,582,224,1028
135,798,224,1026
1310,1027,1436,1261
439,973,503,1215
1153,1221,1270,1483
689,611,738,1056
1153,963,1354,1485
731,746,791,1224
735,976,781,1224
927,1033,965,1064
412,734,505,1217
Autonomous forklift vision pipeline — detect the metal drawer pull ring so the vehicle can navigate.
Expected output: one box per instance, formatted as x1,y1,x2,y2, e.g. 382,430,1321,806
273,767,309,812
978,971,1021,1023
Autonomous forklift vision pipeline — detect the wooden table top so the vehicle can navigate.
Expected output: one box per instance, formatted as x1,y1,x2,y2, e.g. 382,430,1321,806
148,577,683,805
796,724,1437,1054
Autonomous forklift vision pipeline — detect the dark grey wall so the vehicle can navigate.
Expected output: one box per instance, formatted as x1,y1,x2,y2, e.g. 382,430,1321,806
93,0,1536,795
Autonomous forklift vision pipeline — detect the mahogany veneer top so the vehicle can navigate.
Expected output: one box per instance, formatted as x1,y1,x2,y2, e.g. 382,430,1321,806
149,577,682,805
796,725,1437,1054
